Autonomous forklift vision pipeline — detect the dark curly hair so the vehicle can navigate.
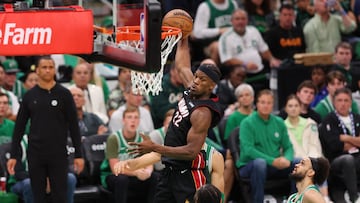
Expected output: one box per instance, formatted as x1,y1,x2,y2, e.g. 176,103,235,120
310,157,330,185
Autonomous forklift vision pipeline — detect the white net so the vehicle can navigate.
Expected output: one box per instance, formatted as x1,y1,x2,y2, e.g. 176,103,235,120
131,30,182,95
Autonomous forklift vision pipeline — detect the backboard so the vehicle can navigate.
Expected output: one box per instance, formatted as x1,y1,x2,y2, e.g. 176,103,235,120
80,0,162,73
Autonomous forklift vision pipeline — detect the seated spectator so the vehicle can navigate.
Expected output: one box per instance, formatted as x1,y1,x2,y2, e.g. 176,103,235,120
19,69,38,91
68,62,108,124
238,89,296,203
0,92,14,145
109,83,154,133
192,0,238,64
310,65,329,108
0,64,19,121
315,70,359,120
215,65,246,114
107,67,131,117
2,59,26,101
87,62,110,104
101,107,158,203
295,0,315,28
283,94,332,202
223,83,254,140
303,0,356,53
319,88,360,203
219,9,281,74
265,3,306,61
279,80,321,124
150,64,184,129
8,135,77,203
243,0,276,36
69,86,108,138
332,41,353,87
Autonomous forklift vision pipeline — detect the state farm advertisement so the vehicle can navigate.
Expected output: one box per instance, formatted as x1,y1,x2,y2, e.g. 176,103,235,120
0,8,93,55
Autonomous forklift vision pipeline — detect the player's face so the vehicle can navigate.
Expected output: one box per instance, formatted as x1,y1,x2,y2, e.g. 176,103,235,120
238,89,254,108
73,64,90,89
285,98,301,118
279,8,295,30
333,92,352,116
256,94,274,116
190,70,215,98
296,87,315,105
0,95,9,117
36,59,56,83
335,47,352,67
290,158,312,181
123,111,140,134
231,10,248,35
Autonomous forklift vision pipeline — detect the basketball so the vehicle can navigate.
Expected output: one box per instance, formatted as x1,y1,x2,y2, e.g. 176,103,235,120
162,9,193,39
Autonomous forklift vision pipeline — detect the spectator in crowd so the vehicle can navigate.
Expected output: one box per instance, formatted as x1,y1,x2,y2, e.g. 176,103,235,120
69,62,109,124
224,83,254,140
296,0,315,28
215,65,247,115
319,88,360,203
107,67,131,117
265,3,306,60
2,59,26,101
87,62,110,104
69,86,108,138
238,89,295,203
192,0,238,64
310,65,329,108
243,0,276,36
9,135,77,203
332,41,353,87
303,0,356,53
352,76,360,110
101,107,158,203
0,64,20,121
284,94,332,202
287,157,330,203
109,83,154,133
0,92,14,145
193,184,223,203
150,64,184,129
219,8,280,95
279,80,322,124
19,69,38,91
315,70,359,119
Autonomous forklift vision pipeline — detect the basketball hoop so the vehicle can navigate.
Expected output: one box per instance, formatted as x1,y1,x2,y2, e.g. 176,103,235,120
115,25,182,95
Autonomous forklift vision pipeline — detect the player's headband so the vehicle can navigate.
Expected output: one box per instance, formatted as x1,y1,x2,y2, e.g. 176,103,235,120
198,64,220,84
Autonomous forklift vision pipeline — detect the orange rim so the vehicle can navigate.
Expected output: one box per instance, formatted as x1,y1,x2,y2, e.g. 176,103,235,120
116,25,181,42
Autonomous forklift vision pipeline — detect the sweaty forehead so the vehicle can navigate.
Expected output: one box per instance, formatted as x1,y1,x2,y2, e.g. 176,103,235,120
195,70,210,79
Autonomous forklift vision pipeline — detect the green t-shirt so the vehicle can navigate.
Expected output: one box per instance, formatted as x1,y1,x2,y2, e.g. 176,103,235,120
0,119,15,145
285,117,307,146
224,111,249,140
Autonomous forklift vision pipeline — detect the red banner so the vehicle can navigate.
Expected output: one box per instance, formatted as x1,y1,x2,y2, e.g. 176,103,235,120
0,6,93,55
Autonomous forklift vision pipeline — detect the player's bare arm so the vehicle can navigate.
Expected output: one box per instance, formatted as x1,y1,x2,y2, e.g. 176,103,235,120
175,38,193,88
113,152,161,175
129,107,212,160
303,189,326,203
211,150,225,193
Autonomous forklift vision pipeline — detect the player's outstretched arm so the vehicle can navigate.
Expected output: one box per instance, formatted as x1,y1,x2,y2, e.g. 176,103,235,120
113,152,161,175
129,107,212,160
175,38,193,88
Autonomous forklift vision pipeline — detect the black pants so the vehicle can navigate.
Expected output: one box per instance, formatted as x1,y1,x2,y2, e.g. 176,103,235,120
28,153,68,203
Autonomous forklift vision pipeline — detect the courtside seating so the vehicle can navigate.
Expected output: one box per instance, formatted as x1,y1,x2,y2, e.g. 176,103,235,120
227,127,291,202
67,135,108,203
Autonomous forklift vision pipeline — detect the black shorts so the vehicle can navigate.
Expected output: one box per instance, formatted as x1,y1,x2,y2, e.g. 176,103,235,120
154,166,207,203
